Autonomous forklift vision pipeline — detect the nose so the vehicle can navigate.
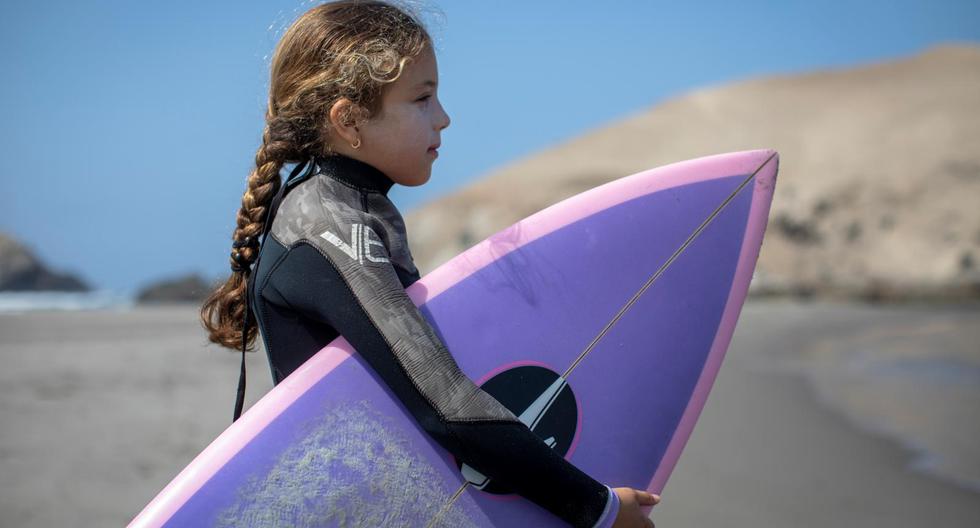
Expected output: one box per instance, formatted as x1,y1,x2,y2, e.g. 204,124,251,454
436,98,450,130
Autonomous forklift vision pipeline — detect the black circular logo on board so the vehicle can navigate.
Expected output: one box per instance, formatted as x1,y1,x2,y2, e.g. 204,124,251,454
458,365,579,495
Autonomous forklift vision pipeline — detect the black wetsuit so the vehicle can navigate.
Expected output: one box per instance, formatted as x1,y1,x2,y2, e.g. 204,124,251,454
247,154,619,527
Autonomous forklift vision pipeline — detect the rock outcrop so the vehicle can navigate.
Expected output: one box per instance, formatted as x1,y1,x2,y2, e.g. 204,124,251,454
135,273,216,304
405,44,980,301
0,232,90,292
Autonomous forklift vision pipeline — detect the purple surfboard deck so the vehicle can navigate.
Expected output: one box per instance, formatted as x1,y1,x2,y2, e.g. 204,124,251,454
131,149,779,527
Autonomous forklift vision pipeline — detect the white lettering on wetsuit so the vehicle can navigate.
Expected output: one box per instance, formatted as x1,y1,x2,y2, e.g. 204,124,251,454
319,223,390,264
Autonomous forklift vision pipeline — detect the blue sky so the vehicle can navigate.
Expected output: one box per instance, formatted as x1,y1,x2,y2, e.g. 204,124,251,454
1,0,978,294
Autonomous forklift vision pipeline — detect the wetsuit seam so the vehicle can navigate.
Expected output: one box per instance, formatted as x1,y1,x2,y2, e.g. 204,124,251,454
358,195,417,281
250,272,279,382
268,231,288,251
255,238,298,384
259,236,292,292
256,300,276,381
294,239,455,425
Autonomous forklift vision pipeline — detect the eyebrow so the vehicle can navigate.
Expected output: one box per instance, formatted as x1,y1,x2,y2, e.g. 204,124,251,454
415,80,437,89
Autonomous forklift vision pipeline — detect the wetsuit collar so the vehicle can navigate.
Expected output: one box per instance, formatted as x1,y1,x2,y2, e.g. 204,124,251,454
315,153,395,195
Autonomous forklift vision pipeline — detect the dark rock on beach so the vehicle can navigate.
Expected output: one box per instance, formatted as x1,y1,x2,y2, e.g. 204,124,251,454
135,273,216,304
0,232,90,292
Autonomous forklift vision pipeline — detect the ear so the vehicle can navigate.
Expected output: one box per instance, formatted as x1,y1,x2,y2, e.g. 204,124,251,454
328,98,365,145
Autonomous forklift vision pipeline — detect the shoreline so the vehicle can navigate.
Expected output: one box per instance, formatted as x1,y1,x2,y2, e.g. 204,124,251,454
3,287,979,316
655,300,980,526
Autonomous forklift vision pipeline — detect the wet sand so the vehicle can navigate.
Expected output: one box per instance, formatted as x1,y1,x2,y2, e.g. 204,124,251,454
654,300,980,526
0,300,977,527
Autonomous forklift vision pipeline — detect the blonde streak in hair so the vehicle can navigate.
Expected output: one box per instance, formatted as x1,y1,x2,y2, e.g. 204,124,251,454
345,49,406,85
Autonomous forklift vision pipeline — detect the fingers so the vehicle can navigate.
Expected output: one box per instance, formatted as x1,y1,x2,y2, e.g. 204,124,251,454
633,489,660,506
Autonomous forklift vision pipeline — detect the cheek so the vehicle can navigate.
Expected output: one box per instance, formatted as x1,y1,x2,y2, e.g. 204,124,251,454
424,105,443,128
404,117,431,149
393,113,426,140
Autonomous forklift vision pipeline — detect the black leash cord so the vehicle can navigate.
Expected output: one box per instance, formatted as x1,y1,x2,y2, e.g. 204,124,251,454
233,288,249,422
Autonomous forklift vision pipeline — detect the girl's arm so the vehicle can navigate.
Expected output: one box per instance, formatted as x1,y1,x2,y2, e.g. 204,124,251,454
265,224,618,528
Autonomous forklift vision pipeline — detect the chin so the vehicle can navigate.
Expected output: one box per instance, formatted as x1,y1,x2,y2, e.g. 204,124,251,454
402,172,432,187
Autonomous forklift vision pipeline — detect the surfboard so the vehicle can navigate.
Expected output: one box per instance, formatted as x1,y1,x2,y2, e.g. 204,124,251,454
130,149,779,527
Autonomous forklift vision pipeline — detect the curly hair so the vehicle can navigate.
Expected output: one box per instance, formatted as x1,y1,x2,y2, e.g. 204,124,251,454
201,0,432,351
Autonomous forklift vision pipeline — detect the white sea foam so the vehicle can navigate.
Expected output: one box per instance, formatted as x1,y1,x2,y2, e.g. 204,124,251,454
0,291,134,314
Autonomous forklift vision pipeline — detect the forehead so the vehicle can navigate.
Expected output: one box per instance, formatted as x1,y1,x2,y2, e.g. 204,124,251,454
392,47,438,92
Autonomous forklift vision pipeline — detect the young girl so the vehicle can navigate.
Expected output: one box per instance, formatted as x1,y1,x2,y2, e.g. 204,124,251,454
201,2,659,526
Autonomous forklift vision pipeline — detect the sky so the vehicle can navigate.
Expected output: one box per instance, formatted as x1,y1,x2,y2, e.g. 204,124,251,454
1,0,978,295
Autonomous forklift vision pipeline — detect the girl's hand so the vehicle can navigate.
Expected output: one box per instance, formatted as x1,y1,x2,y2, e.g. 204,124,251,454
611,487,660,528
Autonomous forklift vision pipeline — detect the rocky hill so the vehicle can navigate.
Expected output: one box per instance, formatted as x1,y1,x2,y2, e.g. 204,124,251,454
406,44,980,301
135,273,216,304
0,232,90,292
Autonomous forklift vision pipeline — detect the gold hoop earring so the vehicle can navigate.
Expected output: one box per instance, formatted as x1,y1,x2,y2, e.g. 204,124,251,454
351,137,361,149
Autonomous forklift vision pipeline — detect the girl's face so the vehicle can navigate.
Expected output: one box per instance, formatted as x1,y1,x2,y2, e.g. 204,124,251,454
356,45,450,187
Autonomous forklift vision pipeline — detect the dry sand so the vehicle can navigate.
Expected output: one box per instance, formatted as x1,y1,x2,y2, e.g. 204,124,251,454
0,301,977,527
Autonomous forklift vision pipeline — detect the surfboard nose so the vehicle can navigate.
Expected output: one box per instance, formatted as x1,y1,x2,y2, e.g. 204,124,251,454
750,149,779,193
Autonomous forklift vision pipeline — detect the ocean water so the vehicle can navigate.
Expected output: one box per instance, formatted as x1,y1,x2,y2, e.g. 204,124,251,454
795,303,980,494
813,355,980,492
0,291,135,314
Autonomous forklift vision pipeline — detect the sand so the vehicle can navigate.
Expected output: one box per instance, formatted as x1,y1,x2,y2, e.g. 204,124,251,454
0,300,977,527
654,300,980,526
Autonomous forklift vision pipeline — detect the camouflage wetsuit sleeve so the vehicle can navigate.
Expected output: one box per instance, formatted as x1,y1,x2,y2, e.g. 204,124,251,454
262,202,618,528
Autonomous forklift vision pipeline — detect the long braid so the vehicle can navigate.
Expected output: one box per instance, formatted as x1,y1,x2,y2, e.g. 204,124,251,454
202,109,306,421
200,110,296,353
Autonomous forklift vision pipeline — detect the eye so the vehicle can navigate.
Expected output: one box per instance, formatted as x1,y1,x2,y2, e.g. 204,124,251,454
416,94,432,102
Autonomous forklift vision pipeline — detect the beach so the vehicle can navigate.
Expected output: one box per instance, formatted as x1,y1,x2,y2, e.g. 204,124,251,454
0,300,977,527
655,300,980,526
